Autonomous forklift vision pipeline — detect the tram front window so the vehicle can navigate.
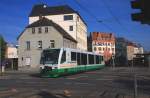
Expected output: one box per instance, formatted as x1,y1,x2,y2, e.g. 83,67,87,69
43,49,60,64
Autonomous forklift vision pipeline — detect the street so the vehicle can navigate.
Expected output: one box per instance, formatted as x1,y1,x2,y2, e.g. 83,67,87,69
0,67,150,98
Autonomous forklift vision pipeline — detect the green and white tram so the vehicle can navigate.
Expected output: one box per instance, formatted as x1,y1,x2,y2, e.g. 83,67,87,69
40,48,105,77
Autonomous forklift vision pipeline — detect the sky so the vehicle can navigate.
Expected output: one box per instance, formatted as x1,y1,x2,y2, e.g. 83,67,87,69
0,0,150,51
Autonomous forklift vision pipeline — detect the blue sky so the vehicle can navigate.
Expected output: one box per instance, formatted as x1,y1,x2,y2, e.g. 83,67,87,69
0,0,150,50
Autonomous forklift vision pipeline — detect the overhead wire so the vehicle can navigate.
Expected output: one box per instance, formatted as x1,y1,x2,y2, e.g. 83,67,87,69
73,0,114,32
99,0,130,34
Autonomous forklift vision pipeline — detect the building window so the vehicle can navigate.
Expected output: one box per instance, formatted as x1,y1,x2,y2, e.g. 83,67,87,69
98,47,101,51
38,27,42,34
112,48,114,51
94,47,97,51
45,27,48,33
50,40,55,48
32,28,35,34
61,51,66,63
64,15,73,20
69,26,73,31
38,41,42,49
71,52,76,61
26,41,30,50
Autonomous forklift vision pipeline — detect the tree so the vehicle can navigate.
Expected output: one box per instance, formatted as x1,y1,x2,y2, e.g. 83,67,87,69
0,35,6,65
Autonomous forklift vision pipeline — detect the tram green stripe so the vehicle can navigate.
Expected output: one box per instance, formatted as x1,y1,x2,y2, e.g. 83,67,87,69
40,64,105,78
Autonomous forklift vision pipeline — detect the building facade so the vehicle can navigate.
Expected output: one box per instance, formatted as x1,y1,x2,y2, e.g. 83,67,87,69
18,17,77,69
127,42,144,60
92,32,115,62
29,4,87,50
115,37,144,66
87,33,92,52
5,44,18,59
5,44,18,70
115,37,128,66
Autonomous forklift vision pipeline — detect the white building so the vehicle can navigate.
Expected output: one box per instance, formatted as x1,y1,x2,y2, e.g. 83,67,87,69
29,4,87,50
18,17,77,69
135,45,144,54
92,32,115,61
6,44,18,59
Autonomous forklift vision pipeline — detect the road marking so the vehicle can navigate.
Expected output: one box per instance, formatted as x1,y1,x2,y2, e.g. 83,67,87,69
66,75,88,80
64,82,72,85
75,82,94,86
96,78,114,81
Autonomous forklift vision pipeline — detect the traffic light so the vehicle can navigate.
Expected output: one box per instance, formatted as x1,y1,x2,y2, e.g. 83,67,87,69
131,0,150,24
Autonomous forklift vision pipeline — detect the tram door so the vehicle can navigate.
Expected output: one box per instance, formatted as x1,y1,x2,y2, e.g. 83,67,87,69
66,50,71,63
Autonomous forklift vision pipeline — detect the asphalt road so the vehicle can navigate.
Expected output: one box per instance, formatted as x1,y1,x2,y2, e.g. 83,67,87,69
0,67,150,98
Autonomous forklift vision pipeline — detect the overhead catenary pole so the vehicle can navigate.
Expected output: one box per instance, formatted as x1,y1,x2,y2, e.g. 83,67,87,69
0,37,5,74
132,54,138,98
134,74,137,98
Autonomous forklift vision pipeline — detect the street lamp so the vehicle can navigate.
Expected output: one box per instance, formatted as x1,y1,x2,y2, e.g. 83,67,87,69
112,53,115,69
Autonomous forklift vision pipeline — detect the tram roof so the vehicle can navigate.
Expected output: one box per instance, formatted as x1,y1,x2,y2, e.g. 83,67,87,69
43,48,103,56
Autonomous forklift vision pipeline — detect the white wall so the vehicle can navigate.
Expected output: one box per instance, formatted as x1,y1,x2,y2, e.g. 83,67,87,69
29,13,87,50
18,26,77,69
92,42,115,54
6,47,18,58
18,26,63,68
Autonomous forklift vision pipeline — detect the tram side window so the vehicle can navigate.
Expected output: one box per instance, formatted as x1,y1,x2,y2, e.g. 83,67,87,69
99,56,101,64
71,52,76,61
77,53,81,65
81,53,87,65
101,56,104,61
88,54,94,64
96,55,99,64
61,51,66,63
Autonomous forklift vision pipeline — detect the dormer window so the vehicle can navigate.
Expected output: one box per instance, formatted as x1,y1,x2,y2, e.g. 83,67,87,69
38,27,42,34
32,28,35,34
64,15,73,20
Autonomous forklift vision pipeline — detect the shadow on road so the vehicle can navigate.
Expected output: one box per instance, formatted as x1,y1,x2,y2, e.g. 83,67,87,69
38,91,70,98
29,73,41,78
114,78,150,95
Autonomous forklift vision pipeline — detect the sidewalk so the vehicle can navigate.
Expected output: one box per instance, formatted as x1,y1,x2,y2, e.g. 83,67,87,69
0,68,41,79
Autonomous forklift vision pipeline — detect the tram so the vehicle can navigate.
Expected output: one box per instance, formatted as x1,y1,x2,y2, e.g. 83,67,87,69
40,48,105,77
